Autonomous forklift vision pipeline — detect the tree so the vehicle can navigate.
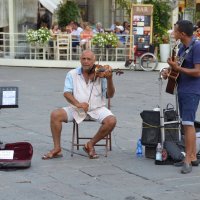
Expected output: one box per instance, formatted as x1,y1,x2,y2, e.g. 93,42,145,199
115,0,131,16
56,0,80,28
116,0,171,36
185,0,195,8
143,0,171,37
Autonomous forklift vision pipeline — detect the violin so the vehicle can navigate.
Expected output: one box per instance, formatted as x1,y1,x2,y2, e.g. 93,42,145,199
89,64,124,78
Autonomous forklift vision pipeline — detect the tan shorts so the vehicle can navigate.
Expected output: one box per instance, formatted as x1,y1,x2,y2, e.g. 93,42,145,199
62,106,114,123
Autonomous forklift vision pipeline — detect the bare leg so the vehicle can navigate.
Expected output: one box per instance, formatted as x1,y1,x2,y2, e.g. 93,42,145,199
184,125,197,163
88,115,117,147
50,108,68,151
42,108,68,159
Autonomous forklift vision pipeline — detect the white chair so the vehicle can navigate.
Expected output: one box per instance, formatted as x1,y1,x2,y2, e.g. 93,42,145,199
29,44,48,60
115,46,127,61
56,34,71,60
115,36,129,61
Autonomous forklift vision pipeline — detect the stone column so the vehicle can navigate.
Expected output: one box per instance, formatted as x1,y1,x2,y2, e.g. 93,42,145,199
8,0,15,58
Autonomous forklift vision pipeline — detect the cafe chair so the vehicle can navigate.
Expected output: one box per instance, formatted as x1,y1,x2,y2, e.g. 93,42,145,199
56,34,71,60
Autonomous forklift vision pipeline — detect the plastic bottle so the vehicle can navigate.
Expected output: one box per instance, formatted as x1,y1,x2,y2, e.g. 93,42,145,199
136,139,143,157
155,143,162,161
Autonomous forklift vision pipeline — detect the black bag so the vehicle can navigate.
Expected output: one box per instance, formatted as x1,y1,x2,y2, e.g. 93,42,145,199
140,110,161,146
164,140,185,161
164,103,177,121
154,139,185,165
163,104,180,141
140,105,180,147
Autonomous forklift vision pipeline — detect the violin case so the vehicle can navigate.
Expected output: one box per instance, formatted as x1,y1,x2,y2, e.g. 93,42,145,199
0,142,33,169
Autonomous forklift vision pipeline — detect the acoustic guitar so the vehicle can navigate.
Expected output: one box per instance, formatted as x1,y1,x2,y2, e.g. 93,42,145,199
165,43,179,94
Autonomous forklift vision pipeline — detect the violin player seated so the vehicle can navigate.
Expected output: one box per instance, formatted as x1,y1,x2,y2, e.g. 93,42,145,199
42,50,117,159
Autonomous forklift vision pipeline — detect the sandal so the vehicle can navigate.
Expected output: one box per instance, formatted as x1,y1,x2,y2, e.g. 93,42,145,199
83,143,99,159
42,149,63,160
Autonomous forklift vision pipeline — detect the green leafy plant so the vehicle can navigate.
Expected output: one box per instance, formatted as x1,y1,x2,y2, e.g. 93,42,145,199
115,0,131,16
144,0,171,45
92,33,119,48
26,28,51,45
154,31,170,46
115,0,171,46
56,1,80,28
26,29,38,44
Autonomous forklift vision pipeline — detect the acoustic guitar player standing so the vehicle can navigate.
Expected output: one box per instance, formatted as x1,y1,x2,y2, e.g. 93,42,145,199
162,20,200,174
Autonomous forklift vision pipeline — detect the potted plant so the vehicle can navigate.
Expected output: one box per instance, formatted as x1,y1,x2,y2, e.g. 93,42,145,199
144,0,171,62
154,31,170,62
26,27,51,46
92,33,119,48
26,28,51,59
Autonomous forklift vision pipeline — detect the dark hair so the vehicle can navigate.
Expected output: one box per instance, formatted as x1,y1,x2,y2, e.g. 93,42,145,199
175,20,194,36
73,22,80,26
123,21,128,27
196,20,200,28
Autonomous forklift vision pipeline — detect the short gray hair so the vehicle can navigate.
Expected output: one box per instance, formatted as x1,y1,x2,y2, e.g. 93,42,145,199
96,22,102,27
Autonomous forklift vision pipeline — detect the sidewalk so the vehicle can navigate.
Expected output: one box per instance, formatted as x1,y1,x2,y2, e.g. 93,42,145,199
0,58,167,70
0,66,200,200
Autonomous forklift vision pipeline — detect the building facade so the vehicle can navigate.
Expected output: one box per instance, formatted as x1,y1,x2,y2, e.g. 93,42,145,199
1,0,199,33
0,0,199,68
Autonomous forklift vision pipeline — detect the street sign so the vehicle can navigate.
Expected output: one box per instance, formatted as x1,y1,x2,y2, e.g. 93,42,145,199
129,4,153,57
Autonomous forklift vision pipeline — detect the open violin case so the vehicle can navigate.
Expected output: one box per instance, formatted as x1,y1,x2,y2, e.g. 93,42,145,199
0,142,33,169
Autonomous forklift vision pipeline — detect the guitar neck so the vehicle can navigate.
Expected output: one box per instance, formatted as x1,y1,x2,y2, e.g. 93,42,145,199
171,42,178,62
166,42,180,95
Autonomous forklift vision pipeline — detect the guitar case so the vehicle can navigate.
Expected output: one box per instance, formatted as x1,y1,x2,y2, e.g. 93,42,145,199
0,142,33,169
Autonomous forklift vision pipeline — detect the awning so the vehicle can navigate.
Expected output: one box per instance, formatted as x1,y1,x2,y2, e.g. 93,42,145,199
39,0,62,13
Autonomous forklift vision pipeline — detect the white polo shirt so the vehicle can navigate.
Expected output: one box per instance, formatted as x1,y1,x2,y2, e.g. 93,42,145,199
71,27,83,41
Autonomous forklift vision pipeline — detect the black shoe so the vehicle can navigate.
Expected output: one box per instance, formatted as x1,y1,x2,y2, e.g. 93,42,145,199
174,159,199,167
191,159,200,166
174,161,184,167
181,163,192,174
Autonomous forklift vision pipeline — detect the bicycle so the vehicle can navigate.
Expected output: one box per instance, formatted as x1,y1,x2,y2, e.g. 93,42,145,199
125,46,158,71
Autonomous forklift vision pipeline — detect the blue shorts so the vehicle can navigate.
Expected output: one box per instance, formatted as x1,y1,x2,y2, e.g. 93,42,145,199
178,93,200,125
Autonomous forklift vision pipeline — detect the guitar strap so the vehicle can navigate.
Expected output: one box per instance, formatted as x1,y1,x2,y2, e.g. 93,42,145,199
178,39,196,66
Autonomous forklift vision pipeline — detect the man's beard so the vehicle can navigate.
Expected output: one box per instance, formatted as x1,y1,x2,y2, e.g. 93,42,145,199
83,65,95,74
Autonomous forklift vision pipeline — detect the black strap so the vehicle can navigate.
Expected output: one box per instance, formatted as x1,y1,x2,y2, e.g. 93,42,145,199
179,39,196,66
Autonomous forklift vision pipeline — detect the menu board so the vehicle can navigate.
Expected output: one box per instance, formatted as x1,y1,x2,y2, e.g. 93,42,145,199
130,4,153,51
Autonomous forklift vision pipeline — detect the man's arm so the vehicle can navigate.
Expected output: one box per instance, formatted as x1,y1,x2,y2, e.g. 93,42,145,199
168,57,200,77
64,92,89,112
99,65,115,98
106,76,115,98
176,63,200,77
64,72,88,112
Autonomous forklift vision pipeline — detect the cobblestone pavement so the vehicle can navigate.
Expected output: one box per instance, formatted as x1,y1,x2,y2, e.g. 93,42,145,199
0,66,200,200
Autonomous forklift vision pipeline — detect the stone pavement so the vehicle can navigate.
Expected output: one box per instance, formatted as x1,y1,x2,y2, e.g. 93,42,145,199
0,66,200,200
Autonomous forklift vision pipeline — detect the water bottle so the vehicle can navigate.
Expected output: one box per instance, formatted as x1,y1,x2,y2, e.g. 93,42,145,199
155,143,162,161
136,139,143,157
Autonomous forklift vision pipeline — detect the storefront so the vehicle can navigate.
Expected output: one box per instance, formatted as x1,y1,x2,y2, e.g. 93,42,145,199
0,0,184,69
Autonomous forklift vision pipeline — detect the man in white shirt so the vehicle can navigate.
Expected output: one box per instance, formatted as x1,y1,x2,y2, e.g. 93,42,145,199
42,50,116,160
71,22,83,49
93,22,104,34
